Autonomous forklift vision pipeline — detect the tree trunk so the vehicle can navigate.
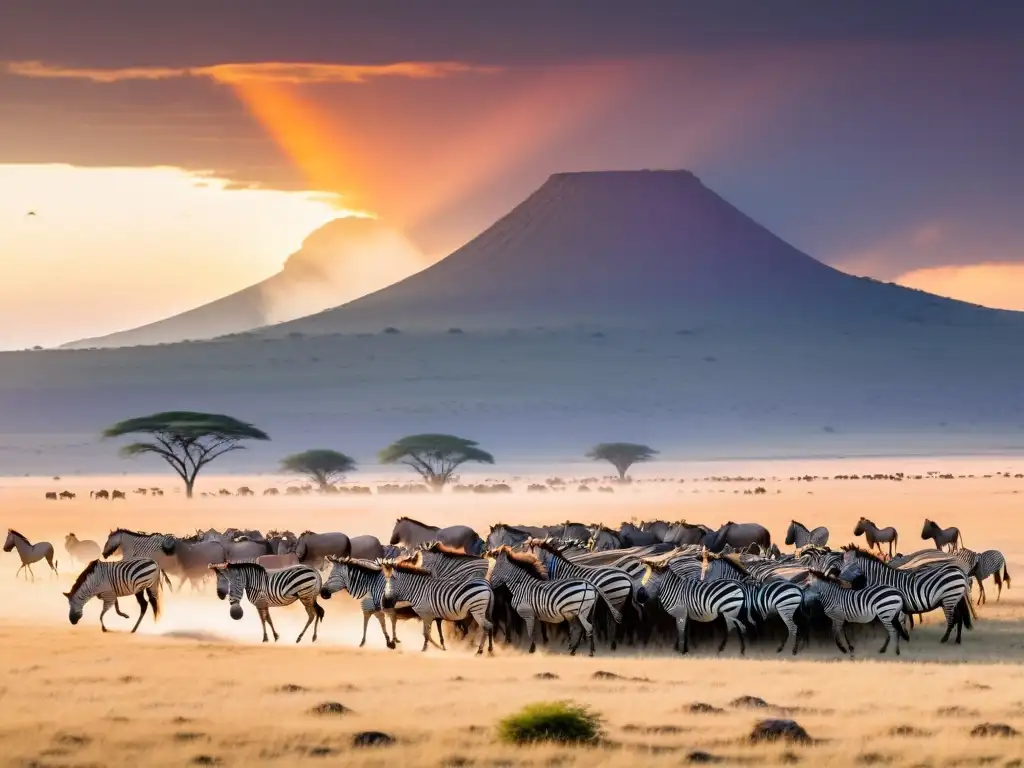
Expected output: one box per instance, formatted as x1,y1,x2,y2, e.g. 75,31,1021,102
429,475,445,492
185,477,195,499
615,463,630,482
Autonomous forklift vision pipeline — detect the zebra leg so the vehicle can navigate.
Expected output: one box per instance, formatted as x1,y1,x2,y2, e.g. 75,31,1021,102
978,578,987,605
388,609,401,646
421,618,432,652
175,574,188,593
779,614,798,655
359,610,372,647
831,619,850,655
675,616,689,655
130,591,148,633
525,616,538,653
113,598,130,618
939,602,956,643
263,608,280,642
842,622,855,652
374,611,395,649
99,598,114,632
540,622,549,645
295,601,316,643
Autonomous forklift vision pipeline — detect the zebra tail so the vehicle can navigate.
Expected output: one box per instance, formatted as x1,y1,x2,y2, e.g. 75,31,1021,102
148,582,162,621
958,594,975,629
594,585,623,624
894,614,911,641
314,602,325,621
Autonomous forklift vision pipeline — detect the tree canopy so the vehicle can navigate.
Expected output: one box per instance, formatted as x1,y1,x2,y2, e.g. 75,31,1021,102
586,442,658,481
280,449,356,490
378,434,494,490
103,411,270,498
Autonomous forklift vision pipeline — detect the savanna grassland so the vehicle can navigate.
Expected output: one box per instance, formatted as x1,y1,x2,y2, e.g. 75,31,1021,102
3,459,1024,767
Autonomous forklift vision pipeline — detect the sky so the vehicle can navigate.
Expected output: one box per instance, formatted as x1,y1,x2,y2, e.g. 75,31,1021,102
1,1,1023,348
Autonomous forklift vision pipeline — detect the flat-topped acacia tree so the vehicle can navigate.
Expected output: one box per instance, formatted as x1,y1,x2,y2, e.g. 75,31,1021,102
280,449,356,491
379,434,494,491
586,442,658,482
103,411,270,498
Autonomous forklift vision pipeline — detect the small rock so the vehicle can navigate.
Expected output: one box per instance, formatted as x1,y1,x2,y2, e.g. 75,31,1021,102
938,706,980,717
306,746,334,756
732,695,771,709
173,733,205,742
686,751,722,764
688,702,725,714
275,684,307,693
750,719,812,744
309,702,351,716
780,753,801,764
353,731,396,748
890,725,932,737
191,757,221,766
533,672,559,680
971,724,1020,738
592,671,621,680
54,734,90,747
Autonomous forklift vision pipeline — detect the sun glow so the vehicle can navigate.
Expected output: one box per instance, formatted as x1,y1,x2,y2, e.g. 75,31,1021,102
0,164,343,349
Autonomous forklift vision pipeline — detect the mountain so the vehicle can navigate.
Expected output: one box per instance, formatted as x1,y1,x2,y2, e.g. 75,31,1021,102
257,170,1017,337
62,217,426,349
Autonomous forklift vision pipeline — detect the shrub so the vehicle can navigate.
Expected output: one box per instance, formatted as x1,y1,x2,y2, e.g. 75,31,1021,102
497,701,602,745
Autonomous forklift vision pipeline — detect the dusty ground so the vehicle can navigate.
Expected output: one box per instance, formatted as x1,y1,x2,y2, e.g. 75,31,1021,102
2,458,1024,766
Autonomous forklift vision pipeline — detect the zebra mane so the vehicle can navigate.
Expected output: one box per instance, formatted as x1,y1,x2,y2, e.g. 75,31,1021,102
675,520,707,530
491,546,548,579
703,551,751,576
110,527,161,538
525,538,572,559
840,544,887,565
66,559,101,597
796,544,831,557
418,541,478,559
327,556,383,574
7,529,28,543
639,557,670,573
590,524,619,536
380,558,432,576
806,568,852,586
790,520,808,531
395,516,439,531
299,530,316,537
223,562,268,576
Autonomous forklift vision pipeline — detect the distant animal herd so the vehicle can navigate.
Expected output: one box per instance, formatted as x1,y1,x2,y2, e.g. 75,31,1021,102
2,511,1010,659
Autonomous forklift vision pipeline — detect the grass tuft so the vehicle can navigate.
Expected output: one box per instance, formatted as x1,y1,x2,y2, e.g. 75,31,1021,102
497,701,602,745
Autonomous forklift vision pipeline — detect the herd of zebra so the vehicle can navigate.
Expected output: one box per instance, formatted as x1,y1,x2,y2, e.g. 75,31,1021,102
4,515,1012,658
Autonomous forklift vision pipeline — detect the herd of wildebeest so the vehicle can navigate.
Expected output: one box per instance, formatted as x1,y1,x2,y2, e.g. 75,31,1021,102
2,509,1011,658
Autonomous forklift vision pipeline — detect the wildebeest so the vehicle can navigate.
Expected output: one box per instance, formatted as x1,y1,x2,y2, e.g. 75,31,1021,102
161,536,228,590
785,520,830,548
618,522,661,547
91,490,110,500
921,519,963,552
45,492,58,500
111,490,126,500
349,535,385,560
65,533,101,566
4,529,58,580
853,517,899,557
223,536,272,562
237,486,255,496
256,553,300,570
487,524,551,549
263,487,280,496
703,522,771,553
59,490,76,500
295,531,352,568
390,517,484,555
587,525,622,551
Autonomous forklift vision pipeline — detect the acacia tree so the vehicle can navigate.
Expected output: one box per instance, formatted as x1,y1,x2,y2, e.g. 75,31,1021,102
586,442,658,482
103,411,270,498
379,434,494,491
280,449,356,491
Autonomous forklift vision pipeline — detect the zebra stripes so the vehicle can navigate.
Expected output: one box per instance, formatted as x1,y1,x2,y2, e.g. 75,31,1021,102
64,558,162,632
642,561,748,655
744,580,807,655
102,528,175,588
488,547,610,656
839,546,972,644
953,549,1011,604
803,570,909,655
380,559,494,654
212,562,324,643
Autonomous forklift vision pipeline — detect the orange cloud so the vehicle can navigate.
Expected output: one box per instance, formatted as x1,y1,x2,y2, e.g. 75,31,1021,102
895,262,1024,311
4,60,498,85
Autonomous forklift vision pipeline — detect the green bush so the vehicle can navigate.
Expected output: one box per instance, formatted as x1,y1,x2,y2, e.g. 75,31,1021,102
497,701,603,745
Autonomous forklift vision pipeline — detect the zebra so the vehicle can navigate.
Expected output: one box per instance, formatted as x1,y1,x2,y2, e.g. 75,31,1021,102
211,562,324,643
839,545,972,644
416,542,490,582
700,551,807,655
487,546,611,656
63,558,162,633
802,569,909,655
640,559,749,655
102,529,175,588
4,529,58,580
785,520,830,548
321,556,444,649
953,549,1011,604
526,538,645,649
379,558,494,654
853,518,899,558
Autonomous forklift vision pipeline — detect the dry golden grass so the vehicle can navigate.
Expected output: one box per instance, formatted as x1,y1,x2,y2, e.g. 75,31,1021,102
3,459,1024,766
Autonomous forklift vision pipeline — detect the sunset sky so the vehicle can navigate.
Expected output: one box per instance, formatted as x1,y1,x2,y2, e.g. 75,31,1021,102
2,2,1023,348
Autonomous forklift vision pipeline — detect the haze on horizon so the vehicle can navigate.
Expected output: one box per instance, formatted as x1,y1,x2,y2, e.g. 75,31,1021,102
1,2,1023,349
